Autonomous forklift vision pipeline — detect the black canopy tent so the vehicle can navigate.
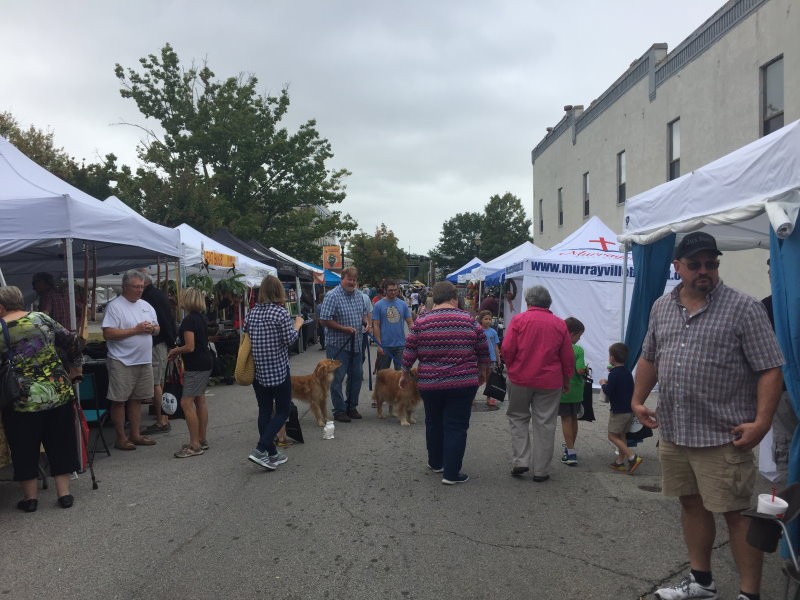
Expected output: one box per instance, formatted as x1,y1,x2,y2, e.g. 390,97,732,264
210,229,315,281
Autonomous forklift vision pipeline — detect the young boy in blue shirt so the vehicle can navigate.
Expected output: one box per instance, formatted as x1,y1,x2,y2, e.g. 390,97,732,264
478,310,501,409
599,342,642,473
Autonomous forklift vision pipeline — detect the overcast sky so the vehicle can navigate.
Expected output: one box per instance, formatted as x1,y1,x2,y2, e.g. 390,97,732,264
2,1,718,258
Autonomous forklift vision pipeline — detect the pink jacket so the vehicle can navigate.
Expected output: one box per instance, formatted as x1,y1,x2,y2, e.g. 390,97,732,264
501,307,574,389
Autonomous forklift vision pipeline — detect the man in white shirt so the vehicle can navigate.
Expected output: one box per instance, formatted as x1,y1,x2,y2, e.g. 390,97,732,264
102,270,160,450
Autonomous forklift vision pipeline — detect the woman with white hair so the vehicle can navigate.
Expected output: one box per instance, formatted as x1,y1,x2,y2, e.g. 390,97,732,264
501,285,574,482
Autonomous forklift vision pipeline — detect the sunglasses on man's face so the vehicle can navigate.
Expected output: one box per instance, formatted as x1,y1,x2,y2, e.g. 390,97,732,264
680,259,720,271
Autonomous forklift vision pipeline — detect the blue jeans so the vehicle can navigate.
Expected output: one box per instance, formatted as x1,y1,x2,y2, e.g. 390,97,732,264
421,386,478,480
326,345,363,414
253,374,292,455
376,346,404,370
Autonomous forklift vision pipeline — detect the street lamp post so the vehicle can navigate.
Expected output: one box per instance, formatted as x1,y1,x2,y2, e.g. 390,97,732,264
474,234,482,305
339,235,348,273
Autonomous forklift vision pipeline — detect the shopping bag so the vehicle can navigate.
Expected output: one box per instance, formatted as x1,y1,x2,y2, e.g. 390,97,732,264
484,365,507,402
163,356,185,419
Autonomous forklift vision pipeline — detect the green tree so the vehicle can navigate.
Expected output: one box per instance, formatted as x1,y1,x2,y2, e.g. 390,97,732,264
480,192,532,259
429,211,484,274
114,43,355,261
347,224,407,286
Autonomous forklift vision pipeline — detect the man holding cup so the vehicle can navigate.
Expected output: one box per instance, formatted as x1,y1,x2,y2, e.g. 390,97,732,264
102,270,161,451
632,232,784,600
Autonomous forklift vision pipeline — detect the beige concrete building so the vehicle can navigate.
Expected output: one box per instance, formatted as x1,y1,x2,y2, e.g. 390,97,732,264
531,0,797,297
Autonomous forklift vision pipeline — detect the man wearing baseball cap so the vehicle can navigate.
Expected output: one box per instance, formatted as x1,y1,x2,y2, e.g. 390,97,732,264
631,231,784,600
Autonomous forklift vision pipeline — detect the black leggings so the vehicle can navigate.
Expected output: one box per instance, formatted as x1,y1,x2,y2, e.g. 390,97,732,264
2,403,79,481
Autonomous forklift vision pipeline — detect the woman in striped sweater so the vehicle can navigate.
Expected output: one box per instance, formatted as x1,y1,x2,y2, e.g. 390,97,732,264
400,281,490,485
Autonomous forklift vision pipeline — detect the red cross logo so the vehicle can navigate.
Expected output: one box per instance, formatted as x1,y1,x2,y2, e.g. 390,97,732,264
589,236,616,251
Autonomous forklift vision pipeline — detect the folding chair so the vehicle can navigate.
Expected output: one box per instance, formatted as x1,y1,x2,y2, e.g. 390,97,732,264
745,482,800,599
78,374,110,459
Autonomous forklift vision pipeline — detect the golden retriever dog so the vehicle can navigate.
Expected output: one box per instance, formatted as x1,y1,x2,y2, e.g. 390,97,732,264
372,368,421,427
291,358,342,427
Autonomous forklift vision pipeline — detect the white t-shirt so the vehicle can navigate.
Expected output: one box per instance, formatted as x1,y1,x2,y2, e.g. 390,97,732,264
102,297,158,366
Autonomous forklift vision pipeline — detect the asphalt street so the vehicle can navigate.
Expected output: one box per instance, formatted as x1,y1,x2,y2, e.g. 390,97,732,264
0,344,787,599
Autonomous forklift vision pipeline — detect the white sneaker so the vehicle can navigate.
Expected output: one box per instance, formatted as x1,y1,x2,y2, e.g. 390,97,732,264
655,574,718,600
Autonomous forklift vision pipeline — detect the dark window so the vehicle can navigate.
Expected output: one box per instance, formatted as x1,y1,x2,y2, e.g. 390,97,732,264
538,199,544,233
762,56,784,136
617,151,626,204
668,119,680,180
557,188,563,227
582,172,590,217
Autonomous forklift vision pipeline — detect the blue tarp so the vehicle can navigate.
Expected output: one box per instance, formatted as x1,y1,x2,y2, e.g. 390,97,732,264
303,262,340,286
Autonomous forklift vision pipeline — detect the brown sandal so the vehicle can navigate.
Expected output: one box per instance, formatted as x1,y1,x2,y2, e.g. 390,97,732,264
114,441,136,451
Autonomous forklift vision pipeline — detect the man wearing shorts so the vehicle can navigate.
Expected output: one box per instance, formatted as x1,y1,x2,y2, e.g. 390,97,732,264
140,272,177,435
102,270,161,451
632,232,783,600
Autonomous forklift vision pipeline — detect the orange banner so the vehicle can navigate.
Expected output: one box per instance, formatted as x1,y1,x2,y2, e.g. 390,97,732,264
323,245,341,270
204,250,236,268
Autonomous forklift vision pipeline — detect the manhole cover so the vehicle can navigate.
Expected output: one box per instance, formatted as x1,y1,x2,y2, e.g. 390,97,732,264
638,484,662,493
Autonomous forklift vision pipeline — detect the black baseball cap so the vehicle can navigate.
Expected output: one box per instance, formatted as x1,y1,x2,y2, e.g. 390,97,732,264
674,231,722,260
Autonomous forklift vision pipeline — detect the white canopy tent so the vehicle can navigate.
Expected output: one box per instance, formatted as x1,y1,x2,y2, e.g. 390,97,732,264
0,136,182,327
506,216,678,380
619,118,800,249
176,224,276,286
468,241,544,284
445,257,484,284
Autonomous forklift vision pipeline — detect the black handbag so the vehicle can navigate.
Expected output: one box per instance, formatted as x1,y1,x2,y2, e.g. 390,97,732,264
484,364,507,402
578,367,596,422
0,319,22,410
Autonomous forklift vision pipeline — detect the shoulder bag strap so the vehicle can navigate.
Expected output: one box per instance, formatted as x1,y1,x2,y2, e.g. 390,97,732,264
1,318,13,361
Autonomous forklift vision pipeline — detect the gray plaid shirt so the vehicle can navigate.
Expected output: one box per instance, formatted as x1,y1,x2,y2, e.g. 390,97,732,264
642,281,784,447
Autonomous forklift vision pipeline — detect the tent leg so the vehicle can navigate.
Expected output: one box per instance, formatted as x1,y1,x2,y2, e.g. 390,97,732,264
621,245,629,341
0,265,6,286
65,238,77,332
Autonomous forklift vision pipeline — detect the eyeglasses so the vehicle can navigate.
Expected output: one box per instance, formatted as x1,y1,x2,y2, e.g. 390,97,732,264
680,259,720,271
386,288,398,293
126,284,145,290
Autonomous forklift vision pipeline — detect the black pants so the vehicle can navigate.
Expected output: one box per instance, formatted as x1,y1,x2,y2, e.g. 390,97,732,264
2,402,79,481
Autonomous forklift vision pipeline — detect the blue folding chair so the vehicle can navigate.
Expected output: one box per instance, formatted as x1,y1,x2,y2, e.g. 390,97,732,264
78,374,110,458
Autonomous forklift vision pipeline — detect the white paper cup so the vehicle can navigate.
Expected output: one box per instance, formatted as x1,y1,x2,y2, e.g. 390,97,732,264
757,493,788,517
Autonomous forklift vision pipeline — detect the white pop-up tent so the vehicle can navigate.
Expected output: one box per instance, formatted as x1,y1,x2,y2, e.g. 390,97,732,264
445,257,484,283
176,223,276,286
506,216,678,380
0,136,182,326
469,241,544,284
618,119,800,491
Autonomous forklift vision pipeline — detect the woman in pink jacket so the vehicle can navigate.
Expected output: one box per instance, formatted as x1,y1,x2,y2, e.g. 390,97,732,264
501,285,574,482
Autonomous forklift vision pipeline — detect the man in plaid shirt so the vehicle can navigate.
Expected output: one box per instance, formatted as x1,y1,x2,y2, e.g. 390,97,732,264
319,266,370,422
632,232,783,600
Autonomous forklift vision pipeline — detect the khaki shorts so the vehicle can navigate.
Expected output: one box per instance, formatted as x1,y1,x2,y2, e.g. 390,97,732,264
152,342,168,387
106,358,155,402
608,412,634,435
659,440,755,513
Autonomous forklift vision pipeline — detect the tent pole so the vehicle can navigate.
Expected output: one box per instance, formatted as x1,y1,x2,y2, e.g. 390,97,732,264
0,265,6,286
621,244,629,341
296,274,304,352
65,238,77,332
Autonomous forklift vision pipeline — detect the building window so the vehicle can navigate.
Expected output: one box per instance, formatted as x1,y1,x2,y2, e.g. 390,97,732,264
762,56,784,136
557,188,563,227
617,151,626,204
538,199,544,234
668,119,680,180
582,172,590,217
